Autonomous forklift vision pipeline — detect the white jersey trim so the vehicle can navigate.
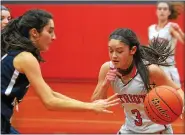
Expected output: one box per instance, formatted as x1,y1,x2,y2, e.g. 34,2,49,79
5,69,19,96
1,54,8,61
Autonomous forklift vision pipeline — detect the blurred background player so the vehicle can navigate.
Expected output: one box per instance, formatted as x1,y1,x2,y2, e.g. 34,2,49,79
148,1,184,87
1,5,12,30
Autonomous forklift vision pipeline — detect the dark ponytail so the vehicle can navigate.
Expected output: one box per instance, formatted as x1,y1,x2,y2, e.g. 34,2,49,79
1,17,42,61
140,37,173,66
133,46,151,91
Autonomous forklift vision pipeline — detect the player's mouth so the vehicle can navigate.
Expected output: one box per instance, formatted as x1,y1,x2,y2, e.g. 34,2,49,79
112,60,119,64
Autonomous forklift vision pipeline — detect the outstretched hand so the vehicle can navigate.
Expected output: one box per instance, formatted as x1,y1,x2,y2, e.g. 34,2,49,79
92,93,120,113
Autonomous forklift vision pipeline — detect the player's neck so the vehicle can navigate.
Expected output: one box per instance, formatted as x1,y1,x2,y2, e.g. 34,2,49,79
118,62,137,84
157,20,169,29
117,60,135,76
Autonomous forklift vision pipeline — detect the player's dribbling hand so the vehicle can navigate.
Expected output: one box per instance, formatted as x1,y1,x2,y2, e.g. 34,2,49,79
103,68,117,86
92,93,120,113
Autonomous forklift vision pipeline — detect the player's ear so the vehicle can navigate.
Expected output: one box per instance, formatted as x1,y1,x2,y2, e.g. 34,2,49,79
29,28,39,38
130,46,137,55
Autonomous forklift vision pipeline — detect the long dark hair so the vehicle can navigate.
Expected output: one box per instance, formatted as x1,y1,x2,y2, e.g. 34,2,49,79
1,9,53,62
109,28,173,92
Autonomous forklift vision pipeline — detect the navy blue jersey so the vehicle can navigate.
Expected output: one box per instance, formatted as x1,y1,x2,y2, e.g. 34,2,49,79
1,51,30,120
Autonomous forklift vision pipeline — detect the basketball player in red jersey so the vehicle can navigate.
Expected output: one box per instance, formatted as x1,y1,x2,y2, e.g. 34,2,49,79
91,28,184,134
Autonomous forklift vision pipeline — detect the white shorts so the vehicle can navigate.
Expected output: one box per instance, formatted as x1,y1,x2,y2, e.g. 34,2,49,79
159,66,181,87
117,124,173,134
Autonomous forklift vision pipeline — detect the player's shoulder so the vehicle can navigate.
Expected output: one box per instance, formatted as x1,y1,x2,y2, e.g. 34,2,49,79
18,51,35,58
166,22,179,29
13,51,39,73
15,51,38,65
148,64,162,76
165,22,172,28
101,61,111,70
148,24,156,29
99,61,114,74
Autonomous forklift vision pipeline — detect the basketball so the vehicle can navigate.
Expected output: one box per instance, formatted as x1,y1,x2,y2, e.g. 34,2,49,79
144,85,183,125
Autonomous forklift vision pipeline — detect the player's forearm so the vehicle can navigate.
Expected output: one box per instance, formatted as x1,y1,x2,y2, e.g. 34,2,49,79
171,27,184,44
91,83,109,101
178,30,185,44
45,96,93,111
175,29,185,44
53,91,80,102
173,31,184,44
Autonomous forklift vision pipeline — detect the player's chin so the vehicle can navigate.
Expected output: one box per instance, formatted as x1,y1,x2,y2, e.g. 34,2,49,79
114,64,120,69
159,16,166,20
40,46,50,52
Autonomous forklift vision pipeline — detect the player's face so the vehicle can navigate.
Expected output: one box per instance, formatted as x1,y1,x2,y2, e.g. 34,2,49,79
156,2,171,21
108,39,136,69
33,19,56,51
1,10,11,30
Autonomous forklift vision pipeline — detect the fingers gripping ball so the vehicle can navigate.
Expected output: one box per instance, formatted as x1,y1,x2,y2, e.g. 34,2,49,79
144,85,183,125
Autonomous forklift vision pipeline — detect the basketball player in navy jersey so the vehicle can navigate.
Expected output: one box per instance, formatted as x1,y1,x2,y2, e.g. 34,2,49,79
91,28,184,134
148,2,184,87
1,9,119,134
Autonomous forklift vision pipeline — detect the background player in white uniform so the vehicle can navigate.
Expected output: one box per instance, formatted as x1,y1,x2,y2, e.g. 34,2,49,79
148,1,184,87
91,28,184,134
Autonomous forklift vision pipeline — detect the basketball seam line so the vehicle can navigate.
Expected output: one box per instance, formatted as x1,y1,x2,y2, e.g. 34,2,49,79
156,87,181,116
147,88,171,123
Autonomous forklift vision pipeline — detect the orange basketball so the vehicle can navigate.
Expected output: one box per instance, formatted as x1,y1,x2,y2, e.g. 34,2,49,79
144,85,183,125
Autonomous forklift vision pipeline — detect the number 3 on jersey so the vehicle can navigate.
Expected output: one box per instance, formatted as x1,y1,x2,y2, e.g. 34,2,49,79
131,109,142,126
